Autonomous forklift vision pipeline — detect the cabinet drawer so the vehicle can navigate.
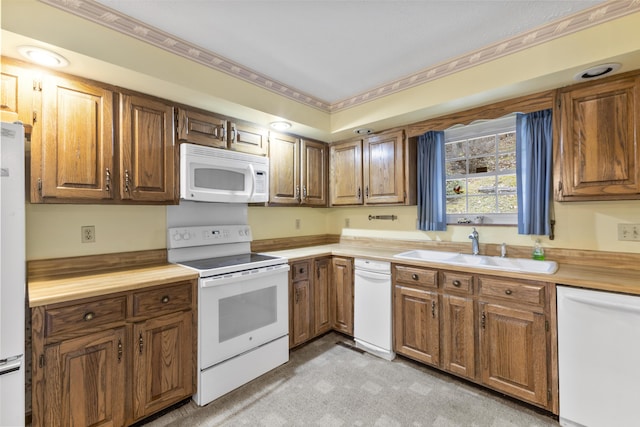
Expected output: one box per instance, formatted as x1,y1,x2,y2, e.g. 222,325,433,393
478,277,546,306
132,282,193,317
441,271,473,294
45,296,127,337
394,265,438,288
291,261,310,281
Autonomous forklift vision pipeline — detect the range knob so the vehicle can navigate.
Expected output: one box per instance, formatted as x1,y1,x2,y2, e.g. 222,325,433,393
182,232,190,240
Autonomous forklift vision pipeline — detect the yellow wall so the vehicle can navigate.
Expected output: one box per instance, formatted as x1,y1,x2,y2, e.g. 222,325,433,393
26,200,640,260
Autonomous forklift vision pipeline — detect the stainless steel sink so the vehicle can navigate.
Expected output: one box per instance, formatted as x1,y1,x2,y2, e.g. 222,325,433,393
393,249,558,274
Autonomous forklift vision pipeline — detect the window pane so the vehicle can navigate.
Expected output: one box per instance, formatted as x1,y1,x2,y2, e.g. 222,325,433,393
468,195,497,213
468,136,495,157
446,195,466,214
497,175,517,194
469,156,495,174
498,153,516,172
445,140,466,159
446,159,467,176
498,132,516,152
467,176,496,196
498,194,518,213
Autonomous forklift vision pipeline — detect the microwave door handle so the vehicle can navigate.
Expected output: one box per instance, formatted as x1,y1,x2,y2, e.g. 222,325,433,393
248,163,256,201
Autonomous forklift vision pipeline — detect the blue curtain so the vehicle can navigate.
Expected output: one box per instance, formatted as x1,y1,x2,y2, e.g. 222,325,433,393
516,109,553,235
417,131,446,231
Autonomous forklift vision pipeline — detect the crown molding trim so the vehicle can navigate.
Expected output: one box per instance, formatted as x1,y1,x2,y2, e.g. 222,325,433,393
40,0,640,114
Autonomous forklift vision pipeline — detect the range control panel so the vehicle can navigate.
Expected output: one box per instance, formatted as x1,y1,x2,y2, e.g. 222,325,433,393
168,225,252,248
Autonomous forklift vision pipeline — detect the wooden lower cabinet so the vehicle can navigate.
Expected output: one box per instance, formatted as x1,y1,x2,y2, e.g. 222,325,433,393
330,257,354,335
31,280,197,427
393,285,439,366
42,327,126,427
392,264,556,413
313,257,331,336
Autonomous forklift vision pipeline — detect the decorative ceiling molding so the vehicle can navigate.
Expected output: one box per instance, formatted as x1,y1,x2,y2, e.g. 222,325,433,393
39,0,640,114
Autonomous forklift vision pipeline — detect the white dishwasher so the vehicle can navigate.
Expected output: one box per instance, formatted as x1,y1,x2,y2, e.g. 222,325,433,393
557,285,640,427
354,258,395,360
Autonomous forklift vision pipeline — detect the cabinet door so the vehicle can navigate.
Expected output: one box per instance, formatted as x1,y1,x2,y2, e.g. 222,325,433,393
558,76,640,200
393,285,439,366
176,108,226,148
479,302,548,407
363,130,405,204
42,328,126,427
230,121,269,155
441,294,475,379
331,257,354,335
301,139,327,206
1,61,33,125
313,257,331,336
119,94,176,202
132,310,193,421
269,132,300,204
39,75,114,201
329,139,363,206
290,278,311,347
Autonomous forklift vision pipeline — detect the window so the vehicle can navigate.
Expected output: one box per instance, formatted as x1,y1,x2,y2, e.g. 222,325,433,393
444,115,517,225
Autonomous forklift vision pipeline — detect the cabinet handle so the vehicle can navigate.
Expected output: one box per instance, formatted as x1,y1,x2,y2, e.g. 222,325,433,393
412,273,419,281
295,288,299,304
452,280,461,287
357,187,361,199
431,300,436,318
124,170,131,193
365,186,369,198
481,311,486,329
317,266,320,279
161,295,170,303
302,186,307,200
105,168,111,192
83,312,95,321
0,104,8,109
231,124,237,143
117,338,123,362
505,289,512,295
295,185,300,202
299,267,305,274
139,332,144,354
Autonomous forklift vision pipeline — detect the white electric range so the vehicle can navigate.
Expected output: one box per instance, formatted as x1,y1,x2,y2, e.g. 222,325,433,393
167,222,289,406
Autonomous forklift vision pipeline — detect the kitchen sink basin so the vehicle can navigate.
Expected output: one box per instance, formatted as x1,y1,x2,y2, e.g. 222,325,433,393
393,250,558,274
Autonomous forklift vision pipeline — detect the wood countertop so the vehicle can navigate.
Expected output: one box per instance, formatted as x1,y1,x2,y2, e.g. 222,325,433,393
28,263,199,307
264,244,640,296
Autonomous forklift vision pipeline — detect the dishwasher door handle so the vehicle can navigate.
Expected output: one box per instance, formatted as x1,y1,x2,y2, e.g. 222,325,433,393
354,269,390,282
565,293,640,315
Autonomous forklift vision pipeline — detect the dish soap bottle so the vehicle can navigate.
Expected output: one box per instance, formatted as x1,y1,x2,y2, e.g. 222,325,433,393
532,239,545,260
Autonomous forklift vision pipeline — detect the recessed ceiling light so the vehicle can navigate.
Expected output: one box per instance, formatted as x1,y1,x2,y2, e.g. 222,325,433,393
574,63,621,81
354,128,373,135
270,121,292,131
18,46,69,68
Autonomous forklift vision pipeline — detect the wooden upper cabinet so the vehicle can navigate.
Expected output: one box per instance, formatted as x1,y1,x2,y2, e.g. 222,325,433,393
1,60,34,125
268,133,327,206
230,121,269,156
556,73,640,201
119,93,177,203
363,130,405,204
329,138,363,205
37,75,114,202
301,139,327,206
330,129,412,206
176,107,226,149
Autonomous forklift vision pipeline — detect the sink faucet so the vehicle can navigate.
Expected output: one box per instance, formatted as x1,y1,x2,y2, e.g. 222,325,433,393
468,227,479,255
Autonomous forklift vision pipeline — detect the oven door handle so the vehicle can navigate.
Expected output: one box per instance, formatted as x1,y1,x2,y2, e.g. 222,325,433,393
200,264,290,288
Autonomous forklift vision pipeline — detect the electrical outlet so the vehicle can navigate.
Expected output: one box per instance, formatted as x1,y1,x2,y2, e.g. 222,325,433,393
345,218,350,228
81,225,95,243
295,219,301,230
618,224,640,241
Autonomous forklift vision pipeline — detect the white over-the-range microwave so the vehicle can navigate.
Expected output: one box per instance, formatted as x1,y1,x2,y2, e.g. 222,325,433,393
180,142,269,203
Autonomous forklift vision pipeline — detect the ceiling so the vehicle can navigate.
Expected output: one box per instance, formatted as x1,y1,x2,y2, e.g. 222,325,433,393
91,0,604,108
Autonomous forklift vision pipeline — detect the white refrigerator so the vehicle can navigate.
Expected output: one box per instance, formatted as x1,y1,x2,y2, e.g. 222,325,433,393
0,122,26,426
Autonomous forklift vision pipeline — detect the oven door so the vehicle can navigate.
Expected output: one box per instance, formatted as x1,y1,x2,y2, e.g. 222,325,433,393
199,266,289,368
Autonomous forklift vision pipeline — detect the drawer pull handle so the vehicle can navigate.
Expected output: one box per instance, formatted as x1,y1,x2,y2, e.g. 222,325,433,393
452,280,461,287
117,339,123,362
83,312,95,321
412,274,419,280
161,295,170,304
299,268,305,274
505,289,513,295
